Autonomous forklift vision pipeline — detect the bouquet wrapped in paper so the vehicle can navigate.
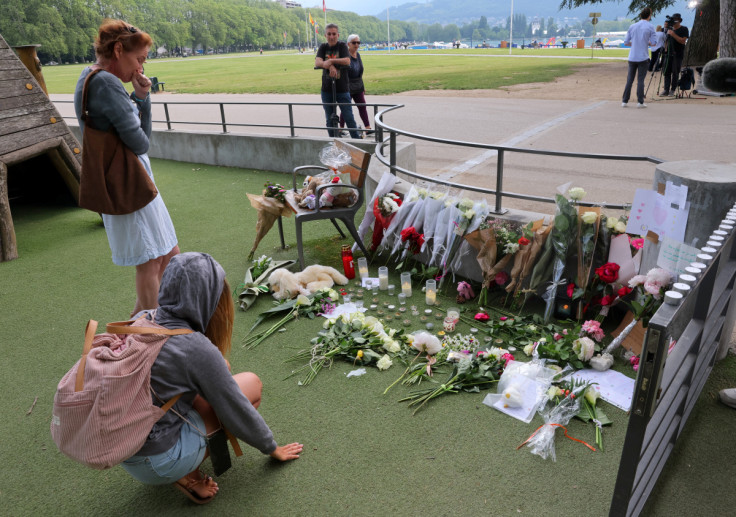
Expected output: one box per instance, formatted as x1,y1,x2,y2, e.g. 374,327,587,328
505,219,553,297
247,182,293,260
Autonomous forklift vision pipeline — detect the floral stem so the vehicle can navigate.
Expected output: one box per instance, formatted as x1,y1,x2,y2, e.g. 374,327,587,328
384,352,422,395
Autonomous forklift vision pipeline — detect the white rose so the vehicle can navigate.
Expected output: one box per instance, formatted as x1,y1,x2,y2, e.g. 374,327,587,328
614,221,627,233
581,211,598,224
464,209,475,220
606,217,619,229
411,332,442,355
573,337,596,362
523,343,535,356
382,336,401,354
376,354,393,370
568,187,586,201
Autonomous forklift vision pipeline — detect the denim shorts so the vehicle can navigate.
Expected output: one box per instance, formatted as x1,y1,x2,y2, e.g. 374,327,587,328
121,410,207,485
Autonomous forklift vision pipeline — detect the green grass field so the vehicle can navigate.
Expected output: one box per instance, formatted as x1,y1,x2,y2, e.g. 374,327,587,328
41,49,625,95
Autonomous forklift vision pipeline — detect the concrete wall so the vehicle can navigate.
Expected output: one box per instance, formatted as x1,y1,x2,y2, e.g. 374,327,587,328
69,126,415,177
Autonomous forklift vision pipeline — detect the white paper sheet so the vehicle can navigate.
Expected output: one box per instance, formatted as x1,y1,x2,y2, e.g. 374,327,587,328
665,181,688,209
608,234,641,285
567,369,635,411
657,236,701,276
321,302,366,319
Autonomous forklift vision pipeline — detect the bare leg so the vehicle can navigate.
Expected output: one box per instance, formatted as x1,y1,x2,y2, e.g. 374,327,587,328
179,372,263,498
132,245,180,315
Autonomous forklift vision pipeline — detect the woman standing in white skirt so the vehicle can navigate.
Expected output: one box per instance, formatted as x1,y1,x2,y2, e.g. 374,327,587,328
74,19,179,313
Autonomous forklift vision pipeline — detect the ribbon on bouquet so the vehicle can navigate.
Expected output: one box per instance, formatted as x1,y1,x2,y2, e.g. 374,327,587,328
516,423,597,452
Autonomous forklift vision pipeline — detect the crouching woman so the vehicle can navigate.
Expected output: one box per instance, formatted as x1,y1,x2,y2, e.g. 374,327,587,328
121,252,302,503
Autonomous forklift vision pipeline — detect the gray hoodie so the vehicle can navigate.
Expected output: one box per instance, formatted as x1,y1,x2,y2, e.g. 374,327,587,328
136,252,277,457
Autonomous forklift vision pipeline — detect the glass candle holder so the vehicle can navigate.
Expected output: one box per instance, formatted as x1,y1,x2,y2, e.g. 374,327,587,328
369,304,378,311
400,272,412,297
447,307,460,323
425,279,437,306
378,266,389,290
425,323,434,330
372,283,379,295
398,293,407,305
355,300,364,309
343,294,352,304
402,319,411,327
388,284,395,296
443,317,456,332
434,312,444,320
357,257,369,279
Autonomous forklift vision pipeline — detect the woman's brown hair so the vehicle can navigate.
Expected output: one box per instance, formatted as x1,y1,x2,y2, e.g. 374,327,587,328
204,279,234,359
94,19,153,60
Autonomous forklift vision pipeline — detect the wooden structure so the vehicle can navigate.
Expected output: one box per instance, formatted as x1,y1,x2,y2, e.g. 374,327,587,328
278,140,372,269
0,33,81,262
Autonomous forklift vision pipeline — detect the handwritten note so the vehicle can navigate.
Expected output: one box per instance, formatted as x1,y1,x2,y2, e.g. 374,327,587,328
567,369,635,411
657,237,700,276
626,188,689,242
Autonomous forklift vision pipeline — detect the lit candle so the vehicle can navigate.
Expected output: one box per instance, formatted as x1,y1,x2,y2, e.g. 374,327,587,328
357,257,369,279
378,266,389,290
400,272,412,297
425,279,436,306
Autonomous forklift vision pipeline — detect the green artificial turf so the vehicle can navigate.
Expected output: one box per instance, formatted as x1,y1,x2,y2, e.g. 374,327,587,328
42,52,602,95
1,159,734,516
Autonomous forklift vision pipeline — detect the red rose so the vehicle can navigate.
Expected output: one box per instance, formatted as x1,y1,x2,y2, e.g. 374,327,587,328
595,262,620,284
495,271,510,286
618,286,632,297
600,295,616,306
518,237,530,246
566,283,575,299
400,227,416,242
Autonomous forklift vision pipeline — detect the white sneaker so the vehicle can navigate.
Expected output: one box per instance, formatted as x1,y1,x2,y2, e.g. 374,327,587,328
719,388,736,409
621,102,628,108
637,103,647,108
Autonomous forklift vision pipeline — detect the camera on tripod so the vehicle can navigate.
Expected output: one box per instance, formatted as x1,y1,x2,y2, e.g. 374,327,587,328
664,15,674,29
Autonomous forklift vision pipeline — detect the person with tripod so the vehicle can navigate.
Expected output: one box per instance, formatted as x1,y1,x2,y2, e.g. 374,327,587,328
621,7,657,108
315,23,361,139
661,13,689,97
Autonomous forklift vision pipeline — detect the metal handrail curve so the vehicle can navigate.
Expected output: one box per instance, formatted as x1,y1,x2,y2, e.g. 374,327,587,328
373,104,664,213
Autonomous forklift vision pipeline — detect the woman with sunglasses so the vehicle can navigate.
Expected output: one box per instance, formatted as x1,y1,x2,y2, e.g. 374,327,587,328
339,34,373,137
74,20,179,315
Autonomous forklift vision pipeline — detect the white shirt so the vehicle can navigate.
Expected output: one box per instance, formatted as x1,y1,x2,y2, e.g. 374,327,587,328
625,19,657,62
650,31,665,52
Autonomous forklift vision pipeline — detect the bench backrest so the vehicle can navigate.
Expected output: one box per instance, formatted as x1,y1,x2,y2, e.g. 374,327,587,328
335,140,371,189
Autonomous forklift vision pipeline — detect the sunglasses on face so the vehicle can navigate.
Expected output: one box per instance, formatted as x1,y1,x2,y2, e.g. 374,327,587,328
126,25,138,34
351,41,360,45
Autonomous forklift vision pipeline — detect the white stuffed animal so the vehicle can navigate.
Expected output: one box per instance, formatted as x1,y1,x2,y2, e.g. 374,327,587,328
268,265,349,300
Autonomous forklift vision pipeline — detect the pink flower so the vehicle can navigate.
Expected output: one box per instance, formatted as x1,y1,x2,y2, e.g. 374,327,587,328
494,271,510,286
502,353,515,367
563,329,568,335
582,320,605,342
630,355,640,371
644,281,662,299
553,333,563,341
499,316,508,321
630,237,644,250
474,312,490,321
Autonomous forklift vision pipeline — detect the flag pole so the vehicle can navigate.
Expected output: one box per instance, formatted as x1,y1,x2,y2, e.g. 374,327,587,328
387,1,391,52
509,0,514,55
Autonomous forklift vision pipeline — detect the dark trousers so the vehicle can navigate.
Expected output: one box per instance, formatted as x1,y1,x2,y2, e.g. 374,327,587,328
649,49,661,71
622,59,649,104
663,53,683,93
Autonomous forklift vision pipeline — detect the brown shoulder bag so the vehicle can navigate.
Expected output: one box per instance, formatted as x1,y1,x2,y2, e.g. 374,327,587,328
79,67,158,215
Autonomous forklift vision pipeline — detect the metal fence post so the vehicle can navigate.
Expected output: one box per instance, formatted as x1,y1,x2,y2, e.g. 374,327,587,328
495,149,504,213
390,130,397,175
164,103,171,130
220,103,227,133
288,104,295,137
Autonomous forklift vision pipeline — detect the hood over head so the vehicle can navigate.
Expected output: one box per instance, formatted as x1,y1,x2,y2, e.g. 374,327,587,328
157,252,225,332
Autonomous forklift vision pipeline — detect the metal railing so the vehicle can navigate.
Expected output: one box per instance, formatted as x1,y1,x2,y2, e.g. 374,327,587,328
373,104,664,214
53,99,395,139
609,227,735,516
54,98,664,213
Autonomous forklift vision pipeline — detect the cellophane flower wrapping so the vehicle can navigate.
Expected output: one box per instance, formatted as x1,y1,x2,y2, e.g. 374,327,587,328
526,385,583,462
378,185,422,257
542,194,578,322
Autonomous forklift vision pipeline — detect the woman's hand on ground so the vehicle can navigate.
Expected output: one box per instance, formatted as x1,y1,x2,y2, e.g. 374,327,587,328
269,442,303,461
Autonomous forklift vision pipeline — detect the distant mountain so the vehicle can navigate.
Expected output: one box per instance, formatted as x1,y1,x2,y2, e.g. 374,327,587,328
374,0,692,26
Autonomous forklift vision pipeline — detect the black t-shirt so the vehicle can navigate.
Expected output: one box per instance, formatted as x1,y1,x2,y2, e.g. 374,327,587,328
317,41,350,93
668,25,689,58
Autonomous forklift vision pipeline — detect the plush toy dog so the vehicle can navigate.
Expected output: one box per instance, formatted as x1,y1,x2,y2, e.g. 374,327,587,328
268,264,349,300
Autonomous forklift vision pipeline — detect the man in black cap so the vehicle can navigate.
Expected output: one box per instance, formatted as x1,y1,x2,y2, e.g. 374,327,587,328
661,13,689,96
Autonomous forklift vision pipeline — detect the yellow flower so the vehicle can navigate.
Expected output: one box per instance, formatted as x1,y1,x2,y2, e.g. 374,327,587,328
356,350,364,359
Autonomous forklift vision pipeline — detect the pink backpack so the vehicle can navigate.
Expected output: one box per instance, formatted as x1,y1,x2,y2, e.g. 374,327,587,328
51,317,192,470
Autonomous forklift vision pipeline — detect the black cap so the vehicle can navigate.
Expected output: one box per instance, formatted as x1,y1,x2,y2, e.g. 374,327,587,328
672,13,682,21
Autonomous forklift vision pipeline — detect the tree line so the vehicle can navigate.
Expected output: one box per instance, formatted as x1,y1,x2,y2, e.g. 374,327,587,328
1,0,637,63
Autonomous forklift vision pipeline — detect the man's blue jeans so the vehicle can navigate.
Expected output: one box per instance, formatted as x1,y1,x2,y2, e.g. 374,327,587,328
321,90,360,139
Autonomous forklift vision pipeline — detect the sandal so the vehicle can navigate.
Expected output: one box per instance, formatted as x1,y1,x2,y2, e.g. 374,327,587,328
174,473,217,504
